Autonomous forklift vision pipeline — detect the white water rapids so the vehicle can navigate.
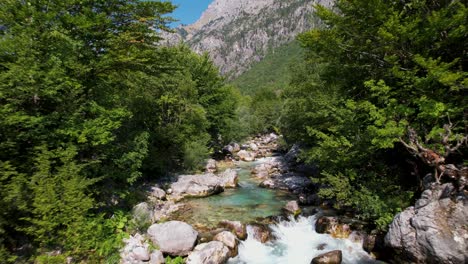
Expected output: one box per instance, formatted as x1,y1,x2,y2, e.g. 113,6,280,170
228,215,379,264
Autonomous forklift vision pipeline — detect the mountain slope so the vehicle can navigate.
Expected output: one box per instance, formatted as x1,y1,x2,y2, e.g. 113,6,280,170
231,40,303,95
164,0,333,78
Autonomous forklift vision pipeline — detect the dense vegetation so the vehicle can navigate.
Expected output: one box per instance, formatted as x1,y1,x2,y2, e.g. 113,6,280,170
228,42,305,136
0,0,238,262
232,41,303,96
280,0,467,229
0,0,466,262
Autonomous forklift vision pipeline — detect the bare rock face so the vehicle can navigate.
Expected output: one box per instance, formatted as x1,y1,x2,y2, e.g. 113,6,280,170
163,0,334,77
311,250,342,264
147,221,198,256
385,183,467,264
186,241,230,264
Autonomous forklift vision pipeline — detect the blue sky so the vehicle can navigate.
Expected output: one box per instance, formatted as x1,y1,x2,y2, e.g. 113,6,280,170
169,0,213,27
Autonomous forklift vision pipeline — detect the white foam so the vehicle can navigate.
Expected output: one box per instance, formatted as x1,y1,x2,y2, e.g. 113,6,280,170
229,215,378,264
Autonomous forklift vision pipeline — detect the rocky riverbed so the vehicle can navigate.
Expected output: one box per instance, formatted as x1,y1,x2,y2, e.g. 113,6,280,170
120,133,468,264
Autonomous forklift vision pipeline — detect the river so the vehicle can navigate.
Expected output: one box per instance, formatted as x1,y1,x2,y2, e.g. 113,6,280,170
175,157,378,264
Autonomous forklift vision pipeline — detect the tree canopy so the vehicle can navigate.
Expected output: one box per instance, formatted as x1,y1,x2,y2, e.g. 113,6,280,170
281,0,467,229
0,0,239,261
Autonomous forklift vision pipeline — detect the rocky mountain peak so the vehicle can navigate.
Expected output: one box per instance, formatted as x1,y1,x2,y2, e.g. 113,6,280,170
164,0,334,78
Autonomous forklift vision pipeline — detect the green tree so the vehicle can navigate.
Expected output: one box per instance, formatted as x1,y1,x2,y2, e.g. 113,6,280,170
0,0,176,260
282,0,467,229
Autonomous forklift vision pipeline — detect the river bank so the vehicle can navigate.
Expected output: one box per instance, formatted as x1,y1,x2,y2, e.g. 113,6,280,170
120,134,384,264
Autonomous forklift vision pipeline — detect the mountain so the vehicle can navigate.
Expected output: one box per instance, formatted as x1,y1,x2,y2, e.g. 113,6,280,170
164,0,333,78
231,40,303,95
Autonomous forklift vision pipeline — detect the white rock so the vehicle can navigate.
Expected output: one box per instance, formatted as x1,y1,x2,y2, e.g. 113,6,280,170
186,241,230,264
132,246,150,261
150,187,166,200
147,221,198,256
149,250,165,264
214,231,238,249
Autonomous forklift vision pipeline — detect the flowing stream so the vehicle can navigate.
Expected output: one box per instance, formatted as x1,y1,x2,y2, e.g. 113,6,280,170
177,157,377,263
229,216,377,264
176,158,295,227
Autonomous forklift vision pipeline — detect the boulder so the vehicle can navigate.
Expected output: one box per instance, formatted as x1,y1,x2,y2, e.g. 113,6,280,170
149,250,165,264
280,173,313,193
249,143,259,151
152,200,184,222
170,173,224,200
205,159,217,173
232,143,241,153
311,250,342,264
283,200,301,216
298,193,321,206
132,246,150,261
223,143,240,156
219,169,238,188
385,183,467,264
249,224,271,243
186,241,230,264
252,163,271,179
147,221,198,256
259,179,275,189
316,243,327,250
223,145,234,155
220,220,247,240
263,133,278,144
315,217,350,239
121,233,151,264
214,231,238,257
149,187,166,200
237,150,256,162
315,217,338,234
284,144,301,164
363,231,385,254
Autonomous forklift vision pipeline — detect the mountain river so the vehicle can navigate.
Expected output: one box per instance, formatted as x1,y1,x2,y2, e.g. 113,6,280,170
175,157,378,264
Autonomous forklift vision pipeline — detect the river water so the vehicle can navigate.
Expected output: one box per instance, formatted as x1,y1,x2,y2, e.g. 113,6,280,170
177,158,377,263
176,158,295,227
229,216,378,264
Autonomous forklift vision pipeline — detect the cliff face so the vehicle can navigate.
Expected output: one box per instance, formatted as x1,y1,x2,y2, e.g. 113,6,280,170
164,0,333,77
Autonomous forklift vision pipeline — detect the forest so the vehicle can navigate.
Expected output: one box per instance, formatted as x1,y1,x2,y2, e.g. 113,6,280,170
0,0,466,263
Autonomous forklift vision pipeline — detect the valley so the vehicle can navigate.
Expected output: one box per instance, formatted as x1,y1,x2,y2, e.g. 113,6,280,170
0,0,466,263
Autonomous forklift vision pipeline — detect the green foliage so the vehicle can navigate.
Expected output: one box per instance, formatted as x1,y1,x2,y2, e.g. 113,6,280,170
232,41,303,95
183,136,212,172
229,41,304,137
166,256,185,264
35,255,67,264
0,0,240,260
281,0,467,229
